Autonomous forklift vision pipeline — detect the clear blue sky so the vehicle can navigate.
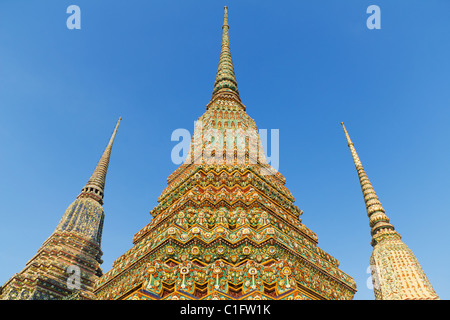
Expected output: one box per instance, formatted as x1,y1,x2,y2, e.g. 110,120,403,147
1,0,449,300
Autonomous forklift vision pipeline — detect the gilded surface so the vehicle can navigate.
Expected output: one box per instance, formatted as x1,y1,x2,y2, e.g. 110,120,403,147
341,122,439,300
0,119,120,300
94,8,356,300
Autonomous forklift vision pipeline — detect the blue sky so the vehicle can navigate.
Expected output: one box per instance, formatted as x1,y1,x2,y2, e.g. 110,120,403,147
1,0,449,300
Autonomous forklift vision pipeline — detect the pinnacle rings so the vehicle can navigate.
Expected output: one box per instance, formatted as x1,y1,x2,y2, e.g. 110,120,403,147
212,5,240,101
369,211,390,227
370,221,395,236
366,204,385,216
365,197,383,207
340,124,439,300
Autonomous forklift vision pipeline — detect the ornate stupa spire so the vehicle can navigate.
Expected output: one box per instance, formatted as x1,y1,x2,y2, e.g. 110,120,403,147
78,117,121,205
340,122,397,244
93,8,357,301
0,118,121,300
211,6,241,103
341,122,439,300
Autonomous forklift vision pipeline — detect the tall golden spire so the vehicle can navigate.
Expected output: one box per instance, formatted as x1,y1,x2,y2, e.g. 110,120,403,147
340,122,397,246
0,118,122,300
341,122,439,300
78,117,121,205
211,6,240,102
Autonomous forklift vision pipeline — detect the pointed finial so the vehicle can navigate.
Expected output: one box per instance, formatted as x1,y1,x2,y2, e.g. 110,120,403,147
341,122,399,246
340,123,440,300
211,6,240,102
107,117,121,147
223,6,228,27
77,118,121,205
340,122,353,146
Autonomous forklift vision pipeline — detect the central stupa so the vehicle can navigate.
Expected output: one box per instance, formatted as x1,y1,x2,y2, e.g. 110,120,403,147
94,7,357,300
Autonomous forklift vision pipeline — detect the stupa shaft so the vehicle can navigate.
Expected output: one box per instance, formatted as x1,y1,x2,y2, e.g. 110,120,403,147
341,122,439,300
93,8,356,301
0,118,121,300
